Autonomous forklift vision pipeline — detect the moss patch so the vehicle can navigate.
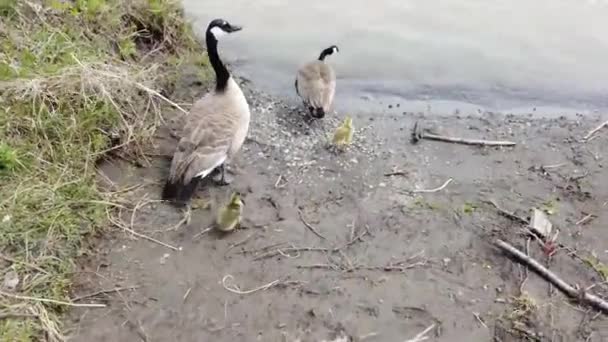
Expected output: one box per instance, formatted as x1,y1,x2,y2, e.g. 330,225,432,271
0,0,209,340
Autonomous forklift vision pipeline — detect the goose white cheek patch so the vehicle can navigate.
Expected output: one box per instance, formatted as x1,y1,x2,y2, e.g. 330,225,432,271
210,26,228,39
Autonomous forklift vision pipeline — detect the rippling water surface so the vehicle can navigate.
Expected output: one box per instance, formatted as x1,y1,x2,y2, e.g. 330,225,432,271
184,0,608,115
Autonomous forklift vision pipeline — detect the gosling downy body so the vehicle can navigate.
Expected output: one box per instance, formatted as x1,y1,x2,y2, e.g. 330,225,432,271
295,45,338,119
333,116,354,147
216,192,244,232
162,19,250,204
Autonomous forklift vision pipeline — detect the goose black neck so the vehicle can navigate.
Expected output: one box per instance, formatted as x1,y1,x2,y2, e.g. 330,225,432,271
318,48,333,61
206,31,230,92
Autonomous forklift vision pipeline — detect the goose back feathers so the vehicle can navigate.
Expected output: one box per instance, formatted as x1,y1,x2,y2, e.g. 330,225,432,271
295,45,338,118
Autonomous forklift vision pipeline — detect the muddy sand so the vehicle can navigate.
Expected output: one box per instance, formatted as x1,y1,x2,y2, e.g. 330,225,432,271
66,75,608,341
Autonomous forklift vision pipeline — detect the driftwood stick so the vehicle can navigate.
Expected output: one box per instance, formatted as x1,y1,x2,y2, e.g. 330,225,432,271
584,119,608,141
422,133,516,146
412,121,516,147
494,239,608,314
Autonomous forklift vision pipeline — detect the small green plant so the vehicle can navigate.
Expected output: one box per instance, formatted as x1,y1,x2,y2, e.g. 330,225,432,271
0,143,18,172
463,201,478,214
541,198,559,215
583,254,608,281
507,292,537,322
412,196,441,210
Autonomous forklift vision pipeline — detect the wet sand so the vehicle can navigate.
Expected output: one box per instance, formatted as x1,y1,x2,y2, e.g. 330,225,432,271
67,72,608,341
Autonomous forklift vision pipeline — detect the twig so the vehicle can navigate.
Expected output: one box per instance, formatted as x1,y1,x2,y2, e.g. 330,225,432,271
0,254,49,275
121,226,180,251
221,275,280,295
576,214,596,226
412,178,453,193
494,239,608,314
297,209,327,240
384,171,408,177
0,312,38,320
412,121,516,146
422,133,516,146
473,312,488,329
0,290,106,308
253,228,370,261
403,324,436,342
274,175,286,188
584,120,608,141
71,286,139,302
108,210,180,251
485,199,528,225
193,226,213,239
182,288,192,302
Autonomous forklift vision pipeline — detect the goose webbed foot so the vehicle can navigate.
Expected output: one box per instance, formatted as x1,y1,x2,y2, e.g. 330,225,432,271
212,164,232,186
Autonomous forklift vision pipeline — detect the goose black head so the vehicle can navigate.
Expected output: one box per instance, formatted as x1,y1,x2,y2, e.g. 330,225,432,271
207,18,243,40
319,45,339,61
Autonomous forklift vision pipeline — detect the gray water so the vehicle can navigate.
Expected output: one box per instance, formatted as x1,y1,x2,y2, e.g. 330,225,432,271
183,0,608,116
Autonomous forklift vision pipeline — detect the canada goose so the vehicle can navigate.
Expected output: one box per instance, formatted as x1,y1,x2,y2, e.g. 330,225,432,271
215,192,244,232
295,45,338,119
162,18,250,204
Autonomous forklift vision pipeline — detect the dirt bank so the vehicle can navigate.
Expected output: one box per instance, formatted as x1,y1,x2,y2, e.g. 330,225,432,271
66,74,608,341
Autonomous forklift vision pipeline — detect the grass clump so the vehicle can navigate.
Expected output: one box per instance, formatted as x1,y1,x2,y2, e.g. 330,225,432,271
0,0,209,340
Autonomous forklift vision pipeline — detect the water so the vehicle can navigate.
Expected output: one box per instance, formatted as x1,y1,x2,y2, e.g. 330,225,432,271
183,0,608,116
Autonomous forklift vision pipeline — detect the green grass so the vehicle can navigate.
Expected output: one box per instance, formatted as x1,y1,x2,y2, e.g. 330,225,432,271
0,0,209,340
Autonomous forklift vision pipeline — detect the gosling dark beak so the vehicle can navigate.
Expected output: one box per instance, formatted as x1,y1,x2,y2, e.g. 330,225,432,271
228,25,242,33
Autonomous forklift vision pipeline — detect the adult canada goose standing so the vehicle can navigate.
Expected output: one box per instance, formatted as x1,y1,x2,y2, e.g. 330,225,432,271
162,18,250,204
295,45,338,119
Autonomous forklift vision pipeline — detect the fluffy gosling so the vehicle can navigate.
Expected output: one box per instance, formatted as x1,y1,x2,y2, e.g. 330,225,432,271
215,192,244,232
332,116,354,149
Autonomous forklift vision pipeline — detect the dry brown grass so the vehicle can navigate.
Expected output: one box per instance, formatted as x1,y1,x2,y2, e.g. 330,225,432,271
0,0,210,340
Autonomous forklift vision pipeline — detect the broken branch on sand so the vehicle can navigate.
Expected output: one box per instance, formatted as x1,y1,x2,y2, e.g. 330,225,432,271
412,178,453,193
584,119,608,141
297,209,327,240
494,239,608,314
412,121,516,147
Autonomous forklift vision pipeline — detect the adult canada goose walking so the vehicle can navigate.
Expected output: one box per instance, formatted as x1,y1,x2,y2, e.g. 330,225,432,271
162,19,250,204
295,45,338,119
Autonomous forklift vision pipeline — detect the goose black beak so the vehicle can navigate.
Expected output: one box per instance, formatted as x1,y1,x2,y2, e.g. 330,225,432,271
227,25,242,33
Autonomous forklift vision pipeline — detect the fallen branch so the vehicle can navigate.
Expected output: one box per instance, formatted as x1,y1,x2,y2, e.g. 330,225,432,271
298,209,327,240
412,178,453,193
494,239,608,314
0,290,106,308
412,121,516,147
584,119,608,141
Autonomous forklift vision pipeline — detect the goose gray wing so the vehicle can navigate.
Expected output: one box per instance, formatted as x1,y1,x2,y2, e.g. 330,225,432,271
168,104,239,185
296,61,335,111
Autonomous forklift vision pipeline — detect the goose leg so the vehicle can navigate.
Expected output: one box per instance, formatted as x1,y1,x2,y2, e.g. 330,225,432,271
213,164,232,186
